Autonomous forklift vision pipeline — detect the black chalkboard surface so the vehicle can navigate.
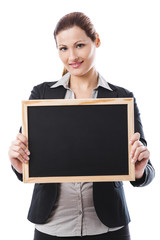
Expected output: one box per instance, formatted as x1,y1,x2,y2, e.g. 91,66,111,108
22,98,135,183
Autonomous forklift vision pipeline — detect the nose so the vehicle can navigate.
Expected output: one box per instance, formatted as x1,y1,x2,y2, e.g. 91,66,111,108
68,49,78,62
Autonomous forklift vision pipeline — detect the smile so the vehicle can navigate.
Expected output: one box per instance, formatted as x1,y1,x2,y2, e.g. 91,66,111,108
69,61,83,68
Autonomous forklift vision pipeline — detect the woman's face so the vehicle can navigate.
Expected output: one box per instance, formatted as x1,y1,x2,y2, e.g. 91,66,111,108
56,26,98,77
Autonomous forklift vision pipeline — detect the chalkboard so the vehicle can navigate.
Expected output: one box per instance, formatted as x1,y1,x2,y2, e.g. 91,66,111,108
22,98,135,183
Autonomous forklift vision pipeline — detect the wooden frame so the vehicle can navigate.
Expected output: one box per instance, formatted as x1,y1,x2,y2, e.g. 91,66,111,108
22,98,135,183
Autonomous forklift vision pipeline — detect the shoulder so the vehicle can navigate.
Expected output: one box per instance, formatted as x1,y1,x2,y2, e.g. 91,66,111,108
35,81,58,89
108,82,134,98
29,81,58,99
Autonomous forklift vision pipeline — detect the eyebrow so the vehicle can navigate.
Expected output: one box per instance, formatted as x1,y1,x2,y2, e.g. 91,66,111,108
58,40,85,47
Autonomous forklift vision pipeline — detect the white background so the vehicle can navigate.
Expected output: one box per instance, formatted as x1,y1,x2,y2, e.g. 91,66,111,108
0,0,160,239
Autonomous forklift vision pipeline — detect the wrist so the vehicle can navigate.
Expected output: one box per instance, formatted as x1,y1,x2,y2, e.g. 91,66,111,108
135,170,144,180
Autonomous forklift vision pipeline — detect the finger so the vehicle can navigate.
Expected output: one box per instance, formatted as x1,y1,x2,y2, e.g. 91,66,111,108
25,148,30,155
137,149,150,162
132,145,147,163
16,133,28,145
12,140,30,155
12,145,30,161
130,132,140,145
130,140,143,159
10,150,28,163
12,139,28,152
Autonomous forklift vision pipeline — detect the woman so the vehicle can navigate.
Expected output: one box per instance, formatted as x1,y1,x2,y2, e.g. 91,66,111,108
9,12,154,240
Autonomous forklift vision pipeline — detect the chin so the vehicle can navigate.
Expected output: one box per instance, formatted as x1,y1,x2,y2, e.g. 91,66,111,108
69,68,90,77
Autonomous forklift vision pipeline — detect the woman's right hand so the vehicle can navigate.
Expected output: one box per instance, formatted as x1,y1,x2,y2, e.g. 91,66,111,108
8,133,30,174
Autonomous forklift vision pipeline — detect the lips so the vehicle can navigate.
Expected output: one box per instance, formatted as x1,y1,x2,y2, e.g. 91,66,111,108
69,61,83,68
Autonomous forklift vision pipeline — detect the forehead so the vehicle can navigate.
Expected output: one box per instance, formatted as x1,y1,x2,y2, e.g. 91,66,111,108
56,26,91,45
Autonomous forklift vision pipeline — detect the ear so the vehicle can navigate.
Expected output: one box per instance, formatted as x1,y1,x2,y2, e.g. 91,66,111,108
96,33,101,48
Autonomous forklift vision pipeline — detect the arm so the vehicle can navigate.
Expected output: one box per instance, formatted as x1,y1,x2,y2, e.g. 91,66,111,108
9,133,30,181
129,93,155,187
10,84,41,181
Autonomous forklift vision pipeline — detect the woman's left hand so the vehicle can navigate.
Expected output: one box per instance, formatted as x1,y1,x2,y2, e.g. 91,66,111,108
130,132,150,179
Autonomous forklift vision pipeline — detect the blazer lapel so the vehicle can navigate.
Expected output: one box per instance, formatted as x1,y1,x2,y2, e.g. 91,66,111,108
97,85,118,98
45,83,67,99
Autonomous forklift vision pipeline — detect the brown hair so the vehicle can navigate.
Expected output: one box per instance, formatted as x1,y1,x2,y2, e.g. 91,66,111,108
54,12,97,76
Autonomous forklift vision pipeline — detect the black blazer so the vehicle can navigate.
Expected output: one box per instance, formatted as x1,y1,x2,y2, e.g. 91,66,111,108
13,81,155,228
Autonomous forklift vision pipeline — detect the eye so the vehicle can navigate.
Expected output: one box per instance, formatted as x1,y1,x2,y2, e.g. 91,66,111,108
76,43,85,48
59,47,67,51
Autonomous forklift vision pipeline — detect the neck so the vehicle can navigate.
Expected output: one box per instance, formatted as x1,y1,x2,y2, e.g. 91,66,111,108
69,67,98,91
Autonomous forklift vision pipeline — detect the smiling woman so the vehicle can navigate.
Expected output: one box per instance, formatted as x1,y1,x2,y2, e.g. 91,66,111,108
55,26,100,99
56,26,98,76
8,11,155,240
54,12,101,87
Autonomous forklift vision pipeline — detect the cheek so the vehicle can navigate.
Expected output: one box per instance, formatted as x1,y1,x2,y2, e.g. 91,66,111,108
84,46,96,63
58,52,67,64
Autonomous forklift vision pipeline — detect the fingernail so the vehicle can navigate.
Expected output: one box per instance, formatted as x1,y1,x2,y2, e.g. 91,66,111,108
130,152,133,158
25,156,29,160
25,149,30,155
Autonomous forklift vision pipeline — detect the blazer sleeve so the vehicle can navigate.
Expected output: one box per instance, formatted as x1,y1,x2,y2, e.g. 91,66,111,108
128,92,155,187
